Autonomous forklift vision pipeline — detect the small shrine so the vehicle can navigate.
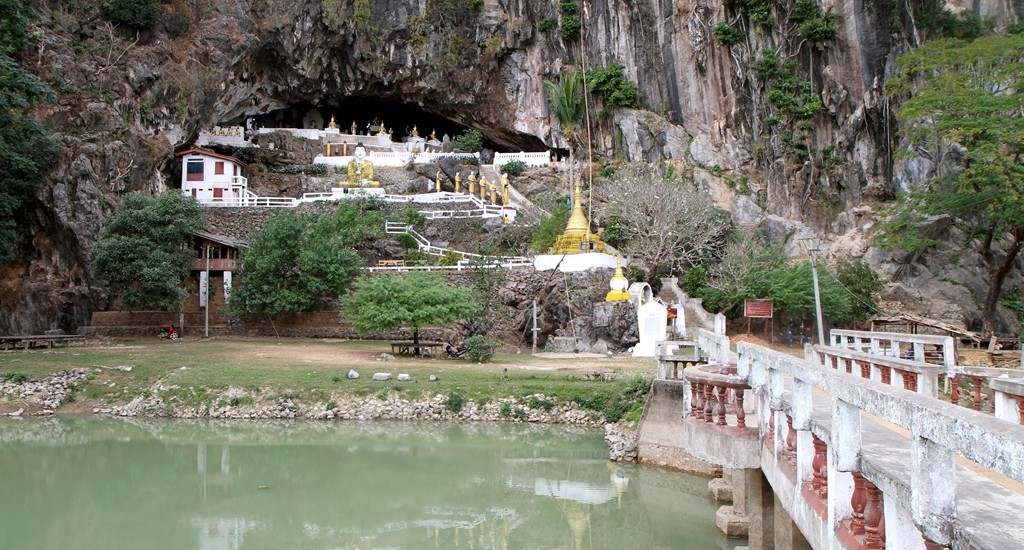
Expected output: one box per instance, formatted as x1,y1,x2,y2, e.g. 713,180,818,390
549,183,606,254
605,256,630,301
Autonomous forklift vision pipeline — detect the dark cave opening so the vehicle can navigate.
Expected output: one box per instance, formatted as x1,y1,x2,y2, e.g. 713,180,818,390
235,98,551,153
242,99,504,150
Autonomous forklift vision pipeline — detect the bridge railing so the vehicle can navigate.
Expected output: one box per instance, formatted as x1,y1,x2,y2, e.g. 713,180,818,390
739,342,1024,548
683,363,751,429
493,151,552,168
991,378,1024,425
830,329,956,367
808,345,945,399
654,340,703,380
697,329,731,364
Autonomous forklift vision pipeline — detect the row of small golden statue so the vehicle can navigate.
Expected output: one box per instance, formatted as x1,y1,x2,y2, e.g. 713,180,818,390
328,115,438,141
433,171,510,205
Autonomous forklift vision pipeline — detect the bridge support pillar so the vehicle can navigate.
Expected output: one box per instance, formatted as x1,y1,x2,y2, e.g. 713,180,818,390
716,467,776,547
773,492,813,550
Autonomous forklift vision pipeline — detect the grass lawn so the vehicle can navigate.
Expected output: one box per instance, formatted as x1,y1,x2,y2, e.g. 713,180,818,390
0,337,656,418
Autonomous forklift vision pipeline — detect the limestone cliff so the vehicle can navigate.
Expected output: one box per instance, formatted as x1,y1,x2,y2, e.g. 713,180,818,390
4,0,1022,334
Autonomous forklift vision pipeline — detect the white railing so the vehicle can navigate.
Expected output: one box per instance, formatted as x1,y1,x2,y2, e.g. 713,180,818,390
312,151,480,167
830,329,957,367
697,329,731,364
493,151,552,168
739,342,1024,548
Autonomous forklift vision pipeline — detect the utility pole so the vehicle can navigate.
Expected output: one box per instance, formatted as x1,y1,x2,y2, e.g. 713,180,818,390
204,245,211,338
801,239,826,346
532,299,539,355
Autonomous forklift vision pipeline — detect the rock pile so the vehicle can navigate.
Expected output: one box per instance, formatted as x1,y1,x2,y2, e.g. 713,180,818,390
604,423,639,462
1,369,91,414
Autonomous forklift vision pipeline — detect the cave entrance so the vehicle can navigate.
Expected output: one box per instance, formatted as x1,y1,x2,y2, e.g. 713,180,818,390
246,99,485,147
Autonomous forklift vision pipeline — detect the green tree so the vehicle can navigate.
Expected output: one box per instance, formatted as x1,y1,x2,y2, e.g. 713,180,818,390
0,2,58,264
699,231,785,315
342,271,482,346
452,129,483,153
543,69,584,144
882,34,1024,335
528,202,570,253
230,203,380,316
767,261,851,325
91,193,205,310
830,255,883,323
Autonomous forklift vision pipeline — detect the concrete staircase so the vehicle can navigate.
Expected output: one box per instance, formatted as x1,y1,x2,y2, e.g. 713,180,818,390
659,277,716,337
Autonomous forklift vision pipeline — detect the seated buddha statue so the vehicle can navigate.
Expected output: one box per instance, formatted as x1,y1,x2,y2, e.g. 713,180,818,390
343,145,381,187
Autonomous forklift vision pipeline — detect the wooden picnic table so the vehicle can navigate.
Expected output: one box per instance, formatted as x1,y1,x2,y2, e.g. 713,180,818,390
390,341,445,357
0,334,86,351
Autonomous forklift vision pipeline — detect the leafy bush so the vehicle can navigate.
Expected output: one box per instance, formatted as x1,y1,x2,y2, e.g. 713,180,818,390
538,18,556,32
799,14,837,41
499,402,513,417
445,392,466,412
500,160,527,176
105,0,156,29
586,64,641,108
466,0,483,10
558,1,581,41
712,22,746,45
528,203,569,252
452,129,483,152
464,335,498,363
560,14,581,41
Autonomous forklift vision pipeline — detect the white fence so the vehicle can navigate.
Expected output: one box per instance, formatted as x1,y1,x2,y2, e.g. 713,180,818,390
493,151,552,168
313,151,480,167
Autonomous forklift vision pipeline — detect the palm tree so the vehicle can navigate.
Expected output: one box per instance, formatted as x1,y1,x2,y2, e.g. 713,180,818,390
544,69,584,147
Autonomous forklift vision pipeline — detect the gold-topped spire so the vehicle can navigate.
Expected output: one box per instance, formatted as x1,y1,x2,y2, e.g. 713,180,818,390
548,181,606,254
606,255,630,301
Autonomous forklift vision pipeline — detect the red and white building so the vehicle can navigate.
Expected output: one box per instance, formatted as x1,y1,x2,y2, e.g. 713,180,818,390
177,148,250,205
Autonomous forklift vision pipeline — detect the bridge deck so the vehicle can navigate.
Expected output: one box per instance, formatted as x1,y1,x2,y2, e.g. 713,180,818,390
799,382,1024,549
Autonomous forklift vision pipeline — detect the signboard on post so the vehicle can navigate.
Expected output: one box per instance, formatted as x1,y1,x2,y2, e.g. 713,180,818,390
744,299,773,318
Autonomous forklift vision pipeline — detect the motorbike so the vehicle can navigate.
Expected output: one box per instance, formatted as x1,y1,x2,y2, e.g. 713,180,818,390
158,327,179,341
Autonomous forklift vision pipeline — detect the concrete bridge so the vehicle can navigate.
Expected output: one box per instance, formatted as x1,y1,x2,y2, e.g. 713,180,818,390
646,329,1024,550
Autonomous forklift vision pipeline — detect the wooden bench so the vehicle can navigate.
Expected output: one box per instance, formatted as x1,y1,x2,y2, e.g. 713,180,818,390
390,341,444,357
377,259,406,268
0,334,86,351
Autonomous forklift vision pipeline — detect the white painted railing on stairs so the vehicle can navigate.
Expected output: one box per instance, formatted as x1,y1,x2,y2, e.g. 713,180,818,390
379,222,531,271
493,151,552,168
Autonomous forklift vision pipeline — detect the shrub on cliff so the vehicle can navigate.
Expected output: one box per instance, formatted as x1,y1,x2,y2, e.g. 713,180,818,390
105,0,157,30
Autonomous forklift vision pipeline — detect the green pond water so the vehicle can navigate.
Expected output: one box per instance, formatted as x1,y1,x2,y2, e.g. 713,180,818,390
0,418,744,550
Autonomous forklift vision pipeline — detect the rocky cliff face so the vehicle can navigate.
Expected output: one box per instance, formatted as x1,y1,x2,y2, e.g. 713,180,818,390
5,0,1022,334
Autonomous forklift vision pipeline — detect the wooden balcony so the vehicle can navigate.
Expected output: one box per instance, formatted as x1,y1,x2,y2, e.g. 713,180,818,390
192,258,238,271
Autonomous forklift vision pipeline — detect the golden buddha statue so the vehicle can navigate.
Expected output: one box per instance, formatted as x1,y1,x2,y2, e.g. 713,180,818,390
328,115,337,129
342,145,380,187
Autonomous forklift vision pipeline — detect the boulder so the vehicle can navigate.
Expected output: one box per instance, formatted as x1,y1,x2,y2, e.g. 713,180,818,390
372,373,392,381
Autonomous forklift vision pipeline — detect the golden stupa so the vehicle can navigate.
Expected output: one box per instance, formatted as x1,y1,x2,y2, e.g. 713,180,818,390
549,183,606,254
605,255,630,301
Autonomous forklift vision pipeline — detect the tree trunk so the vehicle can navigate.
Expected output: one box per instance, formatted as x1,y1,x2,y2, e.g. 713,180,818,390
981,235,1024,336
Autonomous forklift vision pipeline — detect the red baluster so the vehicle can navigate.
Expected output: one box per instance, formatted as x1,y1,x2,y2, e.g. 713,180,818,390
735,389,746,428
864,479,885,549
879,366,891,385
971,376,984,411
900,370,918,393
850,472,867,536
856,360,870,379
1016,398,1024,426
690,381,700,418
950,375,960,406
845,358,853,374
811,434,828,500
703,383,714,423
766,411,775,446
716,386,728,426
786,415,796,453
